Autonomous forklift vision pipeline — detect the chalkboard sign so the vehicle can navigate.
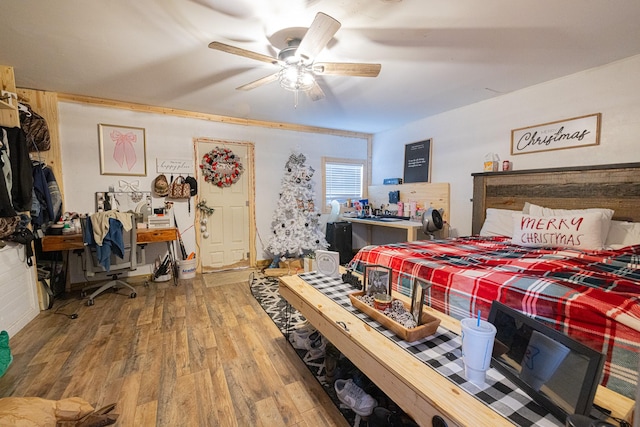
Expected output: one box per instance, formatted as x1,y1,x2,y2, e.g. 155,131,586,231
403,139,432,183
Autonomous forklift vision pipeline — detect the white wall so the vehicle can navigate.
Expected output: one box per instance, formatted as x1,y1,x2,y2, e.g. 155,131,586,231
55,53,640,270
0,244,39,337
58,102,367,276
372,55,640,236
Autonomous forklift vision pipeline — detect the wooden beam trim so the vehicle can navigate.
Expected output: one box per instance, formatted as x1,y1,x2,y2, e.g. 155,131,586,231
486,183,640,198
56,92,371,140
472,162,640,177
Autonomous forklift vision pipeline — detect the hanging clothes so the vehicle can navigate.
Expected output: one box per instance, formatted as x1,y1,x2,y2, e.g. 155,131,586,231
0,126,33,217
31,163,54,228
83,215,126,271
0,129,14,217
90,210,132,246
45,166,62,225
31,162,62,230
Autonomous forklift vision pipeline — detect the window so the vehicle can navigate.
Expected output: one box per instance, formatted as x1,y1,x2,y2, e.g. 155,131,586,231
322,157,366,212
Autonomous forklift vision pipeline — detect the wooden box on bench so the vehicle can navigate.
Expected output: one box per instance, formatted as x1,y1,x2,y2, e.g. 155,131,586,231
349,291,441,342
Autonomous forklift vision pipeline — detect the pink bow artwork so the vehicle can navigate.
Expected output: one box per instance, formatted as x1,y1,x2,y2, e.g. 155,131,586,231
110,130,138,171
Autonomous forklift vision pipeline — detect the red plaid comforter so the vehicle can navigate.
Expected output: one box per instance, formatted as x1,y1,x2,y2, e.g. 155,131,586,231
349,236,640,398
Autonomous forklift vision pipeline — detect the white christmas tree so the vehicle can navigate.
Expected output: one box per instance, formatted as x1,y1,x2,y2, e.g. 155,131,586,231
266,152,328,259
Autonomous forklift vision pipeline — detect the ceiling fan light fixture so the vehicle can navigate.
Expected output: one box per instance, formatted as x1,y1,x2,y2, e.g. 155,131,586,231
209,12,379,104
279,65,315,92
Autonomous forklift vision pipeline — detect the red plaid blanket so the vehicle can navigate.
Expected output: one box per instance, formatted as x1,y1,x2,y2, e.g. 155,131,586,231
349,236,640,398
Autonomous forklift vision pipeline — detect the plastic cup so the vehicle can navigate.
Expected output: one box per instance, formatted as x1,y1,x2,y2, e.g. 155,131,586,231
461,318,497,385
519,330,570,391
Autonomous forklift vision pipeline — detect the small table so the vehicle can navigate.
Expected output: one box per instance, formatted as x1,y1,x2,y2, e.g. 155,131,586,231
344,217,424,245
41,227,179,251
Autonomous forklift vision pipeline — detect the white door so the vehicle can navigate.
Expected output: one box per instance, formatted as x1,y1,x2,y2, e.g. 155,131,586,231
195,139,255,271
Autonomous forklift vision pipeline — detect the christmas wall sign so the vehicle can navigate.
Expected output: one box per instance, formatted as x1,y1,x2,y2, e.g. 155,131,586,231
511,113,601,155
200,146,244,187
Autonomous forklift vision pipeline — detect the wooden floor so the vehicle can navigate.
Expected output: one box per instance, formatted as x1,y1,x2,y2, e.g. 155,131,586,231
0,270,348,426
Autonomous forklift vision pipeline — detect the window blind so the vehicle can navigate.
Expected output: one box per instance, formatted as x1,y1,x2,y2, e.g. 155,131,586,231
325,162,363,202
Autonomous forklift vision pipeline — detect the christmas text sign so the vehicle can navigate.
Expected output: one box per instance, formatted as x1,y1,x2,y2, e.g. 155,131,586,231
510,113,601,155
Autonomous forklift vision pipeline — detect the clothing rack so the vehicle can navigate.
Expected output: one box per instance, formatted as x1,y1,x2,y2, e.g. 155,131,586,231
29,142,45,166
17,101,31,116
0,90,17,109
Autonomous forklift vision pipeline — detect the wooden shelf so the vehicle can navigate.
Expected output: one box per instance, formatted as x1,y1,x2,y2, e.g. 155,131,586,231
0,99,16,110
1,65,19,127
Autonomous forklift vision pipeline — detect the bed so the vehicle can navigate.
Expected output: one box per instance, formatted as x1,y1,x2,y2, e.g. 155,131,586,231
348,162,640,399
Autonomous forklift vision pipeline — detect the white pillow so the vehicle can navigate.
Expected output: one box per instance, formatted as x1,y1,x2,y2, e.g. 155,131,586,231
479,208,519,237
605,220,640,249
525,203,614,244
511,212,607,250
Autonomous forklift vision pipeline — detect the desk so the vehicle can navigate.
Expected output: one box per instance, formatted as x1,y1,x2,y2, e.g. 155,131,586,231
41,227,179,252
344,216,423,245
41,227,179,289
278,274,633,427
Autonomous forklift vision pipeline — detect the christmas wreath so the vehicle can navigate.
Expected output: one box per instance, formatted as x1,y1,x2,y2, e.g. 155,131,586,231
200,147,244,187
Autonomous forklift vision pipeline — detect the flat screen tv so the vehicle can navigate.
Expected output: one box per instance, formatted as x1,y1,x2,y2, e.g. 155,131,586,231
488,301,605,421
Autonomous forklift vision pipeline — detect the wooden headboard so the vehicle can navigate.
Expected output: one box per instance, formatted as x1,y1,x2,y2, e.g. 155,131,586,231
471,162,640,234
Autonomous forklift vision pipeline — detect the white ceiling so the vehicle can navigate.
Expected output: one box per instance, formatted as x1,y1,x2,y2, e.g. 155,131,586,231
2,0,640,134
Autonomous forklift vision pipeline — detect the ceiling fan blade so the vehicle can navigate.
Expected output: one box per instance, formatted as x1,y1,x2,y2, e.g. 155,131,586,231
296,12,341,61
314,62,381,77
306,81,325,101
208,41,278,65
189,0,253,18
236,72,280,91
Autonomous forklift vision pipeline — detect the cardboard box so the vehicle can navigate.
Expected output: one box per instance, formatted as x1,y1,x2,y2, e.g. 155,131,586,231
483,161,498,172
304,257,316,272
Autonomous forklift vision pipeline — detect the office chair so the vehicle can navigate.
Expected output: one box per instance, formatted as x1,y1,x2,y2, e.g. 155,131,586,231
79,212,143,306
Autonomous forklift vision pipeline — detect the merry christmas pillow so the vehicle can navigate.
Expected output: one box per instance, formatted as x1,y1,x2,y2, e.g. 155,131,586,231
511,212,607,250
524,203,614,245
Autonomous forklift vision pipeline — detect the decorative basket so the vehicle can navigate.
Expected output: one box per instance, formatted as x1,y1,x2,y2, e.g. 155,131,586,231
349,291,441,342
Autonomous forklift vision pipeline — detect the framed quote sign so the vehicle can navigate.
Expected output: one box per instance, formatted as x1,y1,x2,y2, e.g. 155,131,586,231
511,113,601,155
403,139,432,183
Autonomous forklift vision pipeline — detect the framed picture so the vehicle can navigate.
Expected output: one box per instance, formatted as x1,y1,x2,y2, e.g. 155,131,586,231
403,139,432,183
363,265,392,296
99,124,147,176
510,113,601,156
411,278,432,325
315,250,340,278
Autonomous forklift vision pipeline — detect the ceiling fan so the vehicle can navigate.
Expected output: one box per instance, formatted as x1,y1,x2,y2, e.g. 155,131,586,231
208,12,381,102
